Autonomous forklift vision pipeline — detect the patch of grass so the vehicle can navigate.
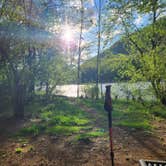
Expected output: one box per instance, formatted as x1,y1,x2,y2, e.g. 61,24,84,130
25,100,44,118
150,105,166,119
80,99,104,112
77,131,105,139
74,130,106,143
48,115,89,126
16,98,91,137
40,111,53,121
114,120,152,130
15,148,23,154
113,101,153,130
46,125,84,135
17,138,29,144
19,124,41,136
78,99,157,131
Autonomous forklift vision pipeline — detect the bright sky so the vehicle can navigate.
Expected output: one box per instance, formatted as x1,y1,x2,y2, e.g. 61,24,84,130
45,0,165,59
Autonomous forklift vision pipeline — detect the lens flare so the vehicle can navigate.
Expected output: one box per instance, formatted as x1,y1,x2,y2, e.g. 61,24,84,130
62,25,73,43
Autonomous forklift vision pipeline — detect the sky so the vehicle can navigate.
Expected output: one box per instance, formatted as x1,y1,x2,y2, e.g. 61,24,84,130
2,0,164,60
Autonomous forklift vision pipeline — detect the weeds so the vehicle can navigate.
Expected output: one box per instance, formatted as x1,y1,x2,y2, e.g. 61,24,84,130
17,97,166,140
19,125,41,136
15,148,23,154
75,131,105,141
46,126,83,135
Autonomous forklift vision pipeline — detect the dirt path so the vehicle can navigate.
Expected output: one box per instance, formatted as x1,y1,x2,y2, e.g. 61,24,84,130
0,102,166,166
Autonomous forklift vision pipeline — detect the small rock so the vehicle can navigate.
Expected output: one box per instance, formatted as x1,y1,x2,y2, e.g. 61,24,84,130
162,143,166,148
21,143,27,147
41,138,45,141
160,137,164,141
115,146,121,150
2,154,6,158
131,128,136,131
50,136,57,140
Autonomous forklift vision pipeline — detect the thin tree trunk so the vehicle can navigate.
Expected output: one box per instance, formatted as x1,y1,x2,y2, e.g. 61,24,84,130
77,0,84,98
96,0,101,99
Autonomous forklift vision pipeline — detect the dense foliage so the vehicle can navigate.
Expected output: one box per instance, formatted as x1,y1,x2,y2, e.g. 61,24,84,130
0,0,77,118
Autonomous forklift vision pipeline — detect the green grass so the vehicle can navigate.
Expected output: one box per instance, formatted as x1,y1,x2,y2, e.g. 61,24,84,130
150,105,166,118
18,97,91,137
114,120,152,130
19,124,41,136
80,99,104,112
16,97,166,140
46,126,84,135
48,115,89,126
15,148,23,154
75,131,106,141
79,98,165,131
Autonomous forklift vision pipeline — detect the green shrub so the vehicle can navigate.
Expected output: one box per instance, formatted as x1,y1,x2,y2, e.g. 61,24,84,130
83,85,99,99
19,125,40,136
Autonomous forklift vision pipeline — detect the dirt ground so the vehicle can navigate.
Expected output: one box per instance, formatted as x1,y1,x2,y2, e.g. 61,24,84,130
0,104,166,166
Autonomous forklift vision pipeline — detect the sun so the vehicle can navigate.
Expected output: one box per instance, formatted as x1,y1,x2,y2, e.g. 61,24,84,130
61,24,73,43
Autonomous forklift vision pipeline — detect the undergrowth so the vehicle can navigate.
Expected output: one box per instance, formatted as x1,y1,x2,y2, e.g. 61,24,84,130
16,97,166,140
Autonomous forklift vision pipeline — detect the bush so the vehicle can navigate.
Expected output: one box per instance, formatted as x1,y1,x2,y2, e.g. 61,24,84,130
83,85,99,99
19,124,41,136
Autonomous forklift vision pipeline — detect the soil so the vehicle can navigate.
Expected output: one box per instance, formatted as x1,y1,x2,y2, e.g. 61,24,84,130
0,102,166,166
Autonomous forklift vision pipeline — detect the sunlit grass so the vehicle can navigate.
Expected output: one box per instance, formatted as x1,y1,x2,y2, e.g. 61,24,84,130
114,120,152,130
18,97,91,137
46,126,84,135
48,115,89,126
79,98,165,131
16,97,166,139
75,131,106,141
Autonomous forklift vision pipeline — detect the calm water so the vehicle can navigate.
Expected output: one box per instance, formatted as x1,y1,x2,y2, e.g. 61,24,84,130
56,82,155,100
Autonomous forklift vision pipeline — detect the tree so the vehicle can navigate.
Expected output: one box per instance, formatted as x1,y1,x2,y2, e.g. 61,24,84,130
77,0,84,98
96,0,102,99
0,0,71,117
105,0,166,105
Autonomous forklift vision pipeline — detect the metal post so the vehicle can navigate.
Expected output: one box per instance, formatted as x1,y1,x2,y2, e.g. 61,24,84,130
104,85,114,166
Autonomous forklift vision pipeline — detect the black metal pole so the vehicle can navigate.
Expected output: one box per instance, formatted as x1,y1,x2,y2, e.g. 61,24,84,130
104,85,114,166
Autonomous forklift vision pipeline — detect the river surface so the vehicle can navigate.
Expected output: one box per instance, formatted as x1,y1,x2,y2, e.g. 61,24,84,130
56,82,155,100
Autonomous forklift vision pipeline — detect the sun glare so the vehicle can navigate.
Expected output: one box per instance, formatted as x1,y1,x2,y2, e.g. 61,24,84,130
62,25,73,43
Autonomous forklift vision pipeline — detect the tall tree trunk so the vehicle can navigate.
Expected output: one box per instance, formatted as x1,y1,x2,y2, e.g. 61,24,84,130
96,0,101,99
13,83,25,118
77,0,84,98
24,0,35,100
12,68,25,119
